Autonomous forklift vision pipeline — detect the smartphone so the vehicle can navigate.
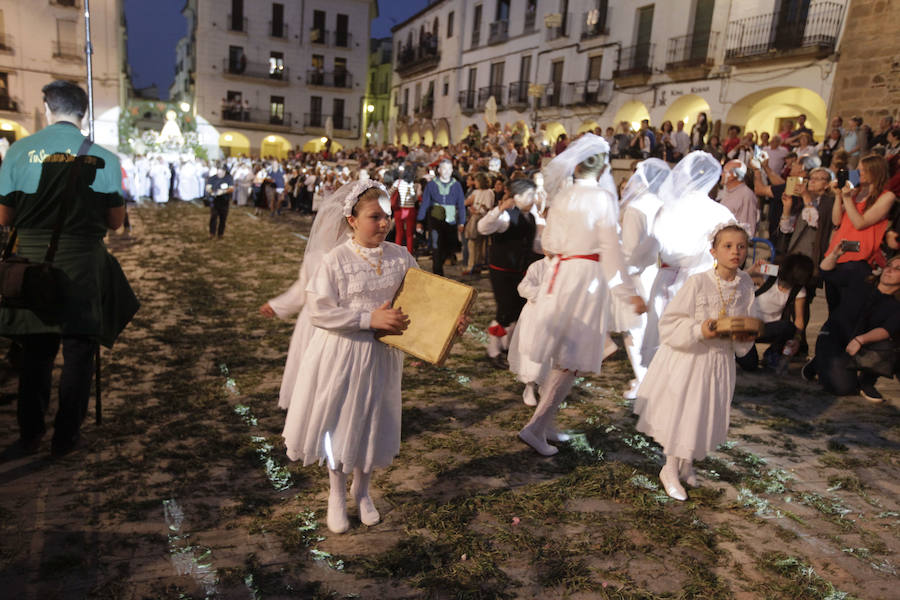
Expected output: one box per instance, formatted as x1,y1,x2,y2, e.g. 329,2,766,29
835,169,849,188
759,263,779,276
785,176,804,196
840,240,861,253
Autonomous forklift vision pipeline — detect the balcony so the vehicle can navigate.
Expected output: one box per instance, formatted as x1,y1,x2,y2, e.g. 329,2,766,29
538,79,613,109
507,81,530,109
269,22,288,39
725,1,843,64
666,32,719,71
580,9,609,40
478,85,505,110
49,0,79,7
306,69,353,89
613,43,654,82
399,103,409,117
52,41,82,61
524,9,537,32
395,42,440,77
223,58,290,83
488,20,509,45
546,13,572,41
0,33,13,53
303,113,355,134
458,90,476,114
309,29,352,48
221,107,292,129
227,14,248,33
0,96,19,112
416,95,434,118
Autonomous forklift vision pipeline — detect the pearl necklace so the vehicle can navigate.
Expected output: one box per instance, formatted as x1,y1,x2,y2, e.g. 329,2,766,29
713,269,737,318
351,239,383,275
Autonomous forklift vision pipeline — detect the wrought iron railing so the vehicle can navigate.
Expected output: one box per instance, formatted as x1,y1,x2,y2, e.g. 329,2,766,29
222,107,291,127
566,79,614,105
458,90,477,112
524,9,537,32
308,29,352,47
666,31,719,68
478,85,505,109
725,1,843,60
508,81,530,107
580,9,609,40
614,42,654,77
302,113,354,132
228,14,248,33
223,58,289,81
306,69,353,89
396,42,440,74
546,13,572,41
269,21,288,39
488,20,509,45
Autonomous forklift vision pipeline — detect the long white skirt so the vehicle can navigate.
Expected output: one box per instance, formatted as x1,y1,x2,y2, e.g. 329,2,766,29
282,328,403,474
634,344,736,461
277,308,314,410
508,302,551,385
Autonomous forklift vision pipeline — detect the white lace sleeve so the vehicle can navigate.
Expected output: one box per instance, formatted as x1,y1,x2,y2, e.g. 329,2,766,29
306,257,372,332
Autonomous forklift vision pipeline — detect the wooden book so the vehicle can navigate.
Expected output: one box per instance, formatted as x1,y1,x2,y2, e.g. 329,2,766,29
376,269,477,365
713,316,764,338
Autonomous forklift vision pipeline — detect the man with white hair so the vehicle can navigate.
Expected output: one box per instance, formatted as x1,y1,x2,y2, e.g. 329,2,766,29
717,159,758,235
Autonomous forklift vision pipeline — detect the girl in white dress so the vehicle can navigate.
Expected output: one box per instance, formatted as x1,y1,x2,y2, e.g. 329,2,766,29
281,180,417,534
507,256,552,407
634,223,757,501
516,134,645,456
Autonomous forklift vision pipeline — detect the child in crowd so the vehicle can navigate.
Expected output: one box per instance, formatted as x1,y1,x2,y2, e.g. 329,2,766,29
635,223,758,501
281,181,418,534
463,172,495,275
477,178,540,368
508,255,552,407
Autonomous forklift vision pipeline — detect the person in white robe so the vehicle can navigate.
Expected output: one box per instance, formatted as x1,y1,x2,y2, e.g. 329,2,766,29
232,160,253,206
618,158,671,399
635,222,757,501
149,157,171,204
134,155,151,200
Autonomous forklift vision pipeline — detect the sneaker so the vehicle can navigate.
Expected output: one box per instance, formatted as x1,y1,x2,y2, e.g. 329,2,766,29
801,359,817,382
859,383,884,403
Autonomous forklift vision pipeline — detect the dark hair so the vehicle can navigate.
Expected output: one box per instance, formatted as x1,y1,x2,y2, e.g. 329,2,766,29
777,254,814,288
42,80,88,119
475,172,490,189
857,154,889,210
508,177,536,198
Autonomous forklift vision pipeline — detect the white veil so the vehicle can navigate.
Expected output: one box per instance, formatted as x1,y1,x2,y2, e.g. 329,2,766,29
657,150,721,206
620,158,671,210
541,133,611,201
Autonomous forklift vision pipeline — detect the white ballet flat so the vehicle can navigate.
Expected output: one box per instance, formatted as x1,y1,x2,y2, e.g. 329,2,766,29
355,495,380,526
522,384,538,407
327,493,350,534
518,426,558,456
659,468,687,501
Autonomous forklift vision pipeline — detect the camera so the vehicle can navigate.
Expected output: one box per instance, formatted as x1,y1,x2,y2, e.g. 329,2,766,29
840,240,861,253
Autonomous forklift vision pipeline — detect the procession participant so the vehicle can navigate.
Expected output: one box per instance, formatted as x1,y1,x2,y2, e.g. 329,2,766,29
205,164,234,239
149,156,171,204
642,151,736,365
508,255,552,407
0,80,139,457
618,158,670,399
635,222,757,501
416,159,466,276
515,134,645,456
477,178,540,368
232,159,254,207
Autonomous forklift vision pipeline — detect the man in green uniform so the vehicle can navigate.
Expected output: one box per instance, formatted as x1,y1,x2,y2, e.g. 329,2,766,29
0,80,138,457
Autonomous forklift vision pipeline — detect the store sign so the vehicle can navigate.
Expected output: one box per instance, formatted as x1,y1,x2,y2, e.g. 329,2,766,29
544,13,562,28
528,84,545,98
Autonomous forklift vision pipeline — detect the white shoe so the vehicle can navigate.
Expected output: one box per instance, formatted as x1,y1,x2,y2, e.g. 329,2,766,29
522,383,538,406
623,379,640,400
327,492,350,533
355,495,380,526
518,425,558,456
659,467,687,501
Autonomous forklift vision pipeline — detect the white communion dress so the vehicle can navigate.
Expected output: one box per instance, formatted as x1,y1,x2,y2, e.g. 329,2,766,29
282,239,418,473
634,269,755,460
268,265,315,411
508,257,551,385
517,178,634,374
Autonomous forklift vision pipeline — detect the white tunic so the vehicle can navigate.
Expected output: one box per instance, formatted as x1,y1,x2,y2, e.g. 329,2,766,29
634,269,755,460
282,240,418,473
517,178,634,374
508,257,551,385
268,267,315,411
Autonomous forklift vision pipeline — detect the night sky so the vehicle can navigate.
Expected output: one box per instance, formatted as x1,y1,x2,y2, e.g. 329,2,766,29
125,0,430,100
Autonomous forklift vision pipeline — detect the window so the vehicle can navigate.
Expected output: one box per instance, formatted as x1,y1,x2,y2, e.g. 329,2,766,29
224,90,243,120
472,5,482,47
525,0,537,30
271,3,284,37
443,75,449,96
335,13,349,47
403,88,409,114
414,82,421,112
447,11,454,37
311,10,325,43
269,51,284,79
333,98,345,129
270,95,285,124
309,96,322,127
334,57,347,87
496,0,510,22
55,18,77,56
310,54,324,84
228,45,245,73
433,17,439,37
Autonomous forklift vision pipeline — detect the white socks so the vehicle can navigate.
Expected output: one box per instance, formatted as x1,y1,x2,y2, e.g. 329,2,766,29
660,455,687,501
522,382,538,406
519,369,575,456
351,468,380,526
327,469,350,533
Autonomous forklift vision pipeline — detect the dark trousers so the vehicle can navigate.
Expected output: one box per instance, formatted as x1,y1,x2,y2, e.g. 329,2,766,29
429,217,457,276
810,327,878,395
489,268,527,327
18,334,95,446
824,260,871,316
736,320,796,371
209,197,230,237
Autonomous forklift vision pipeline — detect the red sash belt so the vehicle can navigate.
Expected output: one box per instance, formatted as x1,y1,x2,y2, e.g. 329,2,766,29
488,264,525,273
547,254,600,293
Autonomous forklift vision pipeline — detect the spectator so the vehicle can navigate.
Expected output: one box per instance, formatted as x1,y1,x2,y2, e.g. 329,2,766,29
795,132,817,163
554,133,568,156
803,252,900,402
842,116,864,169
718,160,758,234
817,127,842,168
704,134,724,162
871,116,894,148
777,119,795,143
690,112,708,150
766,135,790,175
672,120,690,161
727,132,757,166
786,113,814,145
722,125,741,155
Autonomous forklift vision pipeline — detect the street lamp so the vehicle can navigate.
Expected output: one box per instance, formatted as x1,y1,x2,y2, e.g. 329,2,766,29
366,104,375,113
180,102,191,112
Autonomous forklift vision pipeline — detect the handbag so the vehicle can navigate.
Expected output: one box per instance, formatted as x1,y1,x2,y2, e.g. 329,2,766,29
0,138,92,313
849,339,897,378
429,203,446,221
